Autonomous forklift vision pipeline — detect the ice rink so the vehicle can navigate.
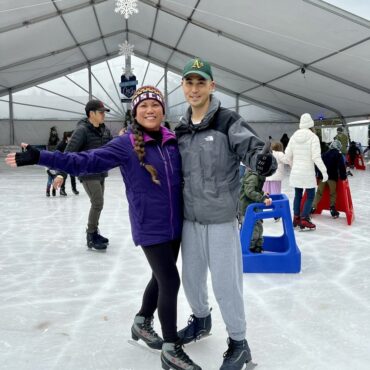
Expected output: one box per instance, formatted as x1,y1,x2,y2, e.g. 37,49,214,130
1,159,370,370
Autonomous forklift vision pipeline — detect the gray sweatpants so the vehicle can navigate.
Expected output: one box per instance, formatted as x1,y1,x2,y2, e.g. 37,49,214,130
181,219,247,341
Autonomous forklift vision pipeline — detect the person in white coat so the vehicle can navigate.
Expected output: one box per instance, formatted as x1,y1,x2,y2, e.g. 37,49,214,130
263,141,290,195
284,113,328,230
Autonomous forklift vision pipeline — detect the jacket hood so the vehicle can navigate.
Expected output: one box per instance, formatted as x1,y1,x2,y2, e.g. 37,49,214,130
178,95,221,132
292,128,315,144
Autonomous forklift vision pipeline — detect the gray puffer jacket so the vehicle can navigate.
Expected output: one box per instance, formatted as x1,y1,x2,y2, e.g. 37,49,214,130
175,96,268,224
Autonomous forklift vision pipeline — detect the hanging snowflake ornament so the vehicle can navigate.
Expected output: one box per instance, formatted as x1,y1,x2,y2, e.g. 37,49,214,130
115,0,139,19
118,40,135,57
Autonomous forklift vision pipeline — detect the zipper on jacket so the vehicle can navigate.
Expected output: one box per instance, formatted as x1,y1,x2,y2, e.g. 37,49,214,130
157,145,174,240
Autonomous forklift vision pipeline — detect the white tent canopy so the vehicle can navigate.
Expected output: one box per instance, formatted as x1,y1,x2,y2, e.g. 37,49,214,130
0,0,369,124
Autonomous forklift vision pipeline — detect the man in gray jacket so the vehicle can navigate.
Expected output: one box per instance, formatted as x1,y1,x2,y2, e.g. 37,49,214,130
54,100,112,250
176,58,276,370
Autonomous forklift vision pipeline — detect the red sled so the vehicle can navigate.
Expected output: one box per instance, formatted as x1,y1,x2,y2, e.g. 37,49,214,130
303,179,354,225
346,154,366,170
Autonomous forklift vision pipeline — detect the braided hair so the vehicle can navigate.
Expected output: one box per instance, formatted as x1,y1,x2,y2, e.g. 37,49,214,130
132,120,160,185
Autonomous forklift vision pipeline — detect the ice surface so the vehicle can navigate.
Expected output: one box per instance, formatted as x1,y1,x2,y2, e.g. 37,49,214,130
1,160,370,370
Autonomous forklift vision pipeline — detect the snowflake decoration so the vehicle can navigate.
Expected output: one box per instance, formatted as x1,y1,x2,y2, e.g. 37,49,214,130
114,0,139,19
118,40,135,57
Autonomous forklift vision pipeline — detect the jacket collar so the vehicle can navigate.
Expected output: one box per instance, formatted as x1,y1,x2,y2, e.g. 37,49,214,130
129,126,176,147
178,95,221,132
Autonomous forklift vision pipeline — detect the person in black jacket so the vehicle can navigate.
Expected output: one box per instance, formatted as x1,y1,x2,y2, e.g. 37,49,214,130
311,140,347,218
55,131,79,196
280,133,289,152
53,100,112,250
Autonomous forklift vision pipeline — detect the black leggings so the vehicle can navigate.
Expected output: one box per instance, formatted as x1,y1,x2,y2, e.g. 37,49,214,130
137,240,180,343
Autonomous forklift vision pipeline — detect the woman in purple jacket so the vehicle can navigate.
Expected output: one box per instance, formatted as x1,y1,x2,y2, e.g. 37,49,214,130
6,86,201,370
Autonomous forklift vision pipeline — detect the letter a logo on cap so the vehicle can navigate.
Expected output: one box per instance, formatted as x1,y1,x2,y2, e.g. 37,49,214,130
192,59,204,69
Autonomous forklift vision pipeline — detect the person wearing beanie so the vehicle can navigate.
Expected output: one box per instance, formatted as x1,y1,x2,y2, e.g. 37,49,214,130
311,139,347,218
175,57,277,370
5,86,202,370
284,113,328,230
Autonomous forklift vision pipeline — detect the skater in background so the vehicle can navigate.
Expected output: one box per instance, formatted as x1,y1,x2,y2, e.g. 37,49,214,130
55,131,79,196
280,133,289,152
6,86,201,370
240,168,272,253
175,57,276,370
284,113,328,231
334,127,348,157
45,167,56,197
311,140,347,218
52,99,112,251
263,141,290,222
263,141,289,195
347,141,361,169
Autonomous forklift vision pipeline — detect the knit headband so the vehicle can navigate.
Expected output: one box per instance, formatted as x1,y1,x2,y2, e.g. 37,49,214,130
131,86,165,117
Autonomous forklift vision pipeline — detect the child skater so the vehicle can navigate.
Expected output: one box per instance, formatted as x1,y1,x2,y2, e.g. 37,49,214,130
240,168,272,253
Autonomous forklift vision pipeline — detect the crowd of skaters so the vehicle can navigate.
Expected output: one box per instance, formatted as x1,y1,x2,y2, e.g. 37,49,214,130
5,56,364,370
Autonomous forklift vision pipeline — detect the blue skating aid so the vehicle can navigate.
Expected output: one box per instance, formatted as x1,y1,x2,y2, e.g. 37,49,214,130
240,193,301,273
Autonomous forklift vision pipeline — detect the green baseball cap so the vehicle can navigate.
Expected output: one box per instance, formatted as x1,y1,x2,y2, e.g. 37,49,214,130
182,57,213,80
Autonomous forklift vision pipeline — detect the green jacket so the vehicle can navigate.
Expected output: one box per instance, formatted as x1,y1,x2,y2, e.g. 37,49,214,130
240,171,267,216
334,132,348,155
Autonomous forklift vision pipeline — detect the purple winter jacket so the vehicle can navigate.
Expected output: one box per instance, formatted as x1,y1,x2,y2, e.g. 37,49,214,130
38,127,183,247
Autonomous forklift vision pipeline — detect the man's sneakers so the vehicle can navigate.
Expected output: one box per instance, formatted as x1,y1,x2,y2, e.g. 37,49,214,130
177,313,212,345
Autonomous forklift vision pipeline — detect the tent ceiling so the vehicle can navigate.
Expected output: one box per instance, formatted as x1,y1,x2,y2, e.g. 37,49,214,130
0,0,369,121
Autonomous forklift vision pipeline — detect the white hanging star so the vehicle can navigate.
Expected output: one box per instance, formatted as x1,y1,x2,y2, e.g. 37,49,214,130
114,0,139,19
118,40,135,57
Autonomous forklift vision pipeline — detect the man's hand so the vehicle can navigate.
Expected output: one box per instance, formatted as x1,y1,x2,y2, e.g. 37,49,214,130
256,141,277,177
5,143,40,167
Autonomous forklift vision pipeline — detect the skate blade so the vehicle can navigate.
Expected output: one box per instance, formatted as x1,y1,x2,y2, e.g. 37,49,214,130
127,339,160,355
87,247,107,252
245,361,258,370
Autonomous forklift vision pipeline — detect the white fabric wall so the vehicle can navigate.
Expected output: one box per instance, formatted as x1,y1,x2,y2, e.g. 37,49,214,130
321,126,368,148
0,120,10,145
248,122,298,142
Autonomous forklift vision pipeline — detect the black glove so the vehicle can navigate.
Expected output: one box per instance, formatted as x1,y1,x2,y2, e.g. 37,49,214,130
256,141,277,177
15,145,40,166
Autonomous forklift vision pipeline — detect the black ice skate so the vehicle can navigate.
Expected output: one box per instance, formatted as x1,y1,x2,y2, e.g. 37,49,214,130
161,341,202,370
60,188,67,196
95,230,109,245
86,231,107,251
72,188,79,195
249,245,263,253
177,313,211,345
220,337,252,370
52,188,56,197
131,315,163,350
330,206,340,219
